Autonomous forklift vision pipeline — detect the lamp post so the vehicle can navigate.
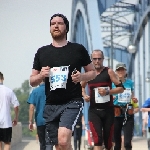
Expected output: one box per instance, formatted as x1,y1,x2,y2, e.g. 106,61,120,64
110,18,113,70
146,69,150,83
127,44,136,53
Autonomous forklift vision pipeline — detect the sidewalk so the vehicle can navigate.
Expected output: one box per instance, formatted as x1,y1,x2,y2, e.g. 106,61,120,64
132,136,147,150
12,136,147,150
11,137,84,150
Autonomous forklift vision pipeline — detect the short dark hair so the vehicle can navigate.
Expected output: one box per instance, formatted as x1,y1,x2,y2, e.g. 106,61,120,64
0,72,4,80
91,49,104,59
50,13,69,33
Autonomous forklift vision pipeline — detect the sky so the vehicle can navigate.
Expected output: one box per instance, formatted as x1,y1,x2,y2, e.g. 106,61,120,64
0,0,72,90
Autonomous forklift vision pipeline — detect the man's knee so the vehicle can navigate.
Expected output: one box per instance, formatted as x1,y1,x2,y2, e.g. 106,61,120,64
58,137,68,146
58,134,71,148
58,127,72,147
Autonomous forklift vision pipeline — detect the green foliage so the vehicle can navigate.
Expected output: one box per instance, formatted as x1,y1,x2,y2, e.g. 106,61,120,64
13,80,31,123
13,80,36,137
22,126,37,137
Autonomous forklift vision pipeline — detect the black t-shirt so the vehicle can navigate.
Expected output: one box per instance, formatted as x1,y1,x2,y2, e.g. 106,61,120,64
32,42,91,104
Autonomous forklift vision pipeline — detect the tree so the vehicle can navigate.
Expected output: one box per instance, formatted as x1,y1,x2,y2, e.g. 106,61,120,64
13,80,37,137
13,79,31,123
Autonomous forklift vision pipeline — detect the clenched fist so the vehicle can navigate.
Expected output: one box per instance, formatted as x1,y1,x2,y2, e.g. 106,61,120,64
83,95,90,102
132,97,138,103
71,70,82,84
98,88,106,96
40,66,50,78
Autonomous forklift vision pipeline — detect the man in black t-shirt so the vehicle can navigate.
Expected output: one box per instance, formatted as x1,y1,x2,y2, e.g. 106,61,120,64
30,14,96,150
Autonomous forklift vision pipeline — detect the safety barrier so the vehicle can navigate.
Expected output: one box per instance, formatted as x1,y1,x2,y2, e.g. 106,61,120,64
11,122,22,147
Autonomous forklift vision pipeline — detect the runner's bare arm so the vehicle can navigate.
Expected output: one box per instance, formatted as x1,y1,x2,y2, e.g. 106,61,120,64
141,108,150,112
108,69,124,94
131,91,138,103
30,66,50,87
30,69,43,87
82,62,96,82
81,81,87,97
80,81,90,102
29,104,35,124
12,106,19,126
28,104,35,131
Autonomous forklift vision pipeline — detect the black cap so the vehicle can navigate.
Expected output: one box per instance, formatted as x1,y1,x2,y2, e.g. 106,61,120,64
50,13,69,33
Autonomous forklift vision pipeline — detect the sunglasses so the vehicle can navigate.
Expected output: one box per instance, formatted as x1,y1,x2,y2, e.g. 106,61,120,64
92,58,103,61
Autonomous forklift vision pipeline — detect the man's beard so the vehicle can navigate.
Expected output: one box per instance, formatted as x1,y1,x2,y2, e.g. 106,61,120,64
95,65,103,70
51,30,66,40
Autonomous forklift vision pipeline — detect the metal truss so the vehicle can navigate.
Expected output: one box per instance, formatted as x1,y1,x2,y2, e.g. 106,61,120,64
101,16,132,32
103,41,126,50
106,1,136,12
100,1,136,50
103,33,132,42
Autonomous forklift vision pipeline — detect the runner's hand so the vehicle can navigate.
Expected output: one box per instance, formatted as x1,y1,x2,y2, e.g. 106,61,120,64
98,88,106,96
83,95,90,102
12,118,18,126
40,66,50,78
132,97,138,103
71,71,82,83
29,123,33,131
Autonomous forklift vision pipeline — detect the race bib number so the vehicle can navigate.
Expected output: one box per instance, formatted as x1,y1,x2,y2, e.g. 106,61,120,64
118,88,131,103
95,87,110,103
49,66,69,90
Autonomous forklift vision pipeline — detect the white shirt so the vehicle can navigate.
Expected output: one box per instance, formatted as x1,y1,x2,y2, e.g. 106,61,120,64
0,85,19,128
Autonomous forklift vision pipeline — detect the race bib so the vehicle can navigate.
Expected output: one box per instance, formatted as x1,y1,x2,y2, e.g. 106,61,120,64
118,88,131,103
49,66,69,90
95,87,110,103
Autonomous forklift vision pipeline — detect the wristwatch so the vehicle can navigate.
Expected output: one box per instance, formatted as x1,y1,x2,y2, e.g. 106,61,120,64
105,89,110,95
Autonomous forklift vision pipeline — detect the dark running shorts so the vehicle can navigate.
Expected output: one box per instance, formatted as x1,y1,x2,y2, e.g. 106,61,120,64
43,99,83,145
0,127,12,143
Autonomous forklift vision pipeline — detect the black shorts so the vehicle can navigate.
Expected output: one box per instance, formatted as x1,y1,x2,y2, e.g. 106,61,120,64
43,99,83,145
0,127,12,143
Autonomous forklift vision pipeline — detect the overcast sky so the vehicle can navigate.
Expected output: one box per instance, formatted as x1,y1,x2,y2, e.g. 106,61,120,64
0,0,72,89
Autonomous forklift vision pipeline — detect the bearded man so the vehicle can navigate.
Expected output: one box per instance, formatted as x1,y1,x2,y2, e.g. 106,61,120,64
30,14,96,150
